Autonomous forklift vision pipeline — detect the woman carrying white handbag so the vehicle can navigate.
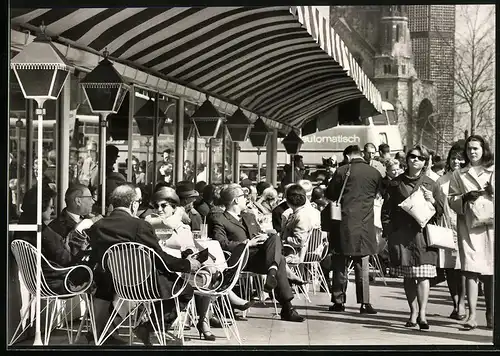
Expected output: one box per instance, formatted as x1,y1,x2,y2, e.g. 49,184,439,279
448,135,494,331
381,145,443,331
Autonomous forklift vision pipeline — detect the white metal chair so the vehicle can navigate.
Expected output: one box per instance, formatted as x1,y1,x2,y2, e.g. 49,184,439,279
238,272,279,318
10,239,95,346
99,242,190,346
186,244,250,345
284,229,330,302
347,235,387,286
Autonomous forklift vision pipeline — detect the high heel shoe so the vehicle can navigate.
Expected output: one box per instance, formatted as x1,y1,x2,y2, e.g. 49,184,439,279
288,278,306,286
196,321,216,341
233,300,255,311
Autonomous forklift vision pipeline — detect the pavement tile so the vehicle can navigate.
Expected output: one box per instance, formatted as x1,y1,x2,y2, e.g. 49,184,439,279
10,278,493,347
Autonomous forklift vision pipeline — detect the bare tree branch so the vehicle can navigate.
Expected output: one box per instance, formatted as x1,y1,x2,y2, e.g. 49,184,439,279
434,5,496,138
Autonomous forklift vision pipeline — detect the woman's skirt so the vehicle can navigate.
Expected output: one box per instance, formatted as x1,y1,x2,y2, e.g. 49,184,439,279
390,264,437,278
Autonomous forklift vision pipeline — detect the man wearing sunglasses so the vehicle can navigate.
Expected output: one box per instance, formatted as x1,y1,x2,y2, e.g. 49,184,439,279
210,185,305,322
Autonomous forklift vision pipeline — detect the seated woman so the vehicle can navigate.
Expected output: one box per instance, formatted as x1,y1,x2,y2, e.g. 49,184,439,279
145,187,252,339
15,187,92,294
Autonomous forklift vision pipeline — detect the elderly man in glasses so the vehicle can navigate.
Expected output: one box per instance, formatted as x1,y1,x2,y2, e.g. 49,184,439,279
210,185,305,322
49,184,97,241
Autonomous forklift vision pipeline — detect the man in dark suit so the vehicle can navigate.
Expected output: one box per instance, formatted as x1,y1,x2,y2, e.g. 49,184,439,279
271,199,289,234
326,145,382,315
88,183,200,345
49,184,96,239
210,185,304,322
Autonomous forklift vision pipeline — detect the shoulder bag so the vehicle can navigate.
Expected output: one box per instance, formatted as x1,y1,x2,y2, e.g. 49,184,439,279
330,164,351,221
426,215,456,250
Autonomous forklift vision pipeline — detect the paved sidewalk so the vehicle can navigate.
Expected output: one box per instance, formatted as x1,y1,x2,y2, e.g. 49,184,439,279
11,278,493,347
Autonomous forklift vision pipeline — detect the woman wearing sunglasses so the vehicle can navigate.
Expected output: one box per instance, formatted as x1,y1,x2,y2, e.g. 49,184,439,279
145,187,252,340
381,145,442,330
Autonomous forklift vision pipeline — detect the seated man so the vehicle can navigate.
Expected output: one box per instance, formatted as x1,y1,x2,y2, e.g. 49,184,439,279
210,185,304,322
16,186,92,294
49,184,99,255
281,184,321,264
88,183,200,345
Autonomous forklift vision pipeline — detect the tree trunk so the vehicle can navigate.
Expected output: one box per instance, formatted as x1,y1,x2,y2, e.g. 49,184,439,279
470,100,475,136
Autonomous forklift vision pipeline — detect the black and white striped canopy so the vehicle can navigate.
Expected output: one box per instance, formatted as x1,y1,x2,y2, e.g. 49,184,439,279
10,6,382,129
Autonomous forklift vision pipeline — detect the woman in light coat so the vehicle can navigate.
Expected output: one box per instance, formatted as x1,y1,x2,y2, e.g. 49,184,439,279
448,135,494,330
435,140,466,320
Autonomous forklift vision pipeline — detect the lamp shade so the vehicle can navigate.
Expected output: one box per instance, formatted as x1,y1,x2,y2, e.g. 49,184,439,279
134,98,167,136
281,129,303,155
80,50,128,114
249,117,270,148
11,29,70,101
190,98,225,139
226,108,253,142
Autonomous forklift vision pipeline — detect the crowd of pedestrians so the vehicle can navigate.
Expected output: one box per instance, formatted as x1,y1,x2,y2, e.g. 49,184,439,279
10,134,494,345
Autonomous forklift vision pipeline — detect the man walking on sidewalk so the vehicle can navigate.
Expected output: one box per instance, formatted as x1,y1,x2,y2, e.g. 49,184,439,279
326,145,383,314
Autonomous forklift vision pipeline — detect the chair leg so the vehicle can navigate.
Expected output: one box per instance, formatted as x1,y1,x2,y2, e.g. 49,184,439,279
9,296,36,345
271,290,279,316
211,298,231,341
221,294,242,345
97,299,127,346
84,294,98,345
44,298,60,345
372,255,387,286
173,297,186,344
314,262,331,298
293,265,311,302
149,301,164,345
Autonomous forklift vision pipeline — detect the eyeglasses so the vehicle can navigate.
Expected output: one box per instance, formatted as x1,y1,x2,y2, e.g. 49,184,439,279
153,202,169,210
79,195,96,201
408,153,426,162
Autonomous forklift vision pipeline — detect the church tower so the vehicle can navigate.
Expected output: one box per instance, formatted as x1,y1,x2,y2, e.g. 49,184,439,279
373,6,415,102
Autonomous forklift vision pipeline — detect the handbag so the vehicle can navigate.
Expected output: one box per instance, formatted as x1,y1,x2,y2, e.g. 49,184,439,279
373,195,383,229
469,195,494,227
330,164,351,221
468,173,494,228
399,187,436,228
425,216,456,250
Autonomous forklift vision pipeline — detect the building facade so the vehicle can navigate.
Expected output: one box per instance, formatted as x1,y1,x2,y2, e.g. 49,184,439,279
408,5,456,154
330,5,455,155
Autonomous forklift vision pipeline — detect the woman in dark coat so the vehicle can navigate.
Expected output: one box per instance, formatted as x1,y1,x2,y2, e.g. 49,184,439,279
381,145,443,330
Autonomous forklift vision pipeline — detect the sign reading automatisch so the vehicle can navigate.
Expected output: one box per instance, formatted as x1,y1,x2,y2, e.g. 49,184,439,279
297,127,367,151
302,134,361,144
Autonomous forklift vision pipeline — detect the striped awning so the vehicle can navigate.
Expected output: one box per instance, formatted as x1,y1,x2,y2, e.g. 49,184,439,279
10,6,383,129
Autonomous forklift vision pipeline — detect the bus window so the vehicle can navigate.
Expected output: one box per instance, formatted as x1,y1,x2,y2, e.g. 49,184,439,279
387,110,398,125
379,133,388,144
372,113,388,125
338,116,364,126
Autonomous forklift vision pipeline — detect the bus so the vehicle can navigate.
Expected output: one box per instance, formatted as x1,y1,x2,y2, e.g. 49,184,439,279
238,101,403,182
